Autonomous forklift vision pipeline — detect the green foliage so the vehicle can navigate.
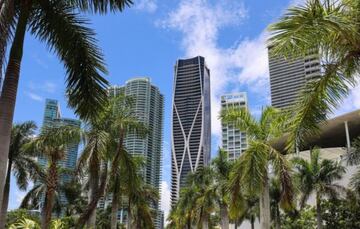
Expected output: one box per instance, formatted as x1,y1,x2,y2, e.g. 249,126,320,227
281,206,317,229
6,209,40,228
321,198,360,229
292,148,346,208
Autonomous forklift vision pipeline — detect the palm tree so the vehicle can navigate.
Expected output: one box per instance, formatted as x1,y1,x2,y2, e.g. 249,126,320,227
130,184,159,229
180,167,216,229
269,178,283,229
166,206,182,229
211,148,233,229
62,180,87,217
347,137,360,195
221,106,294,229
292,148,346,229
0,121,39,226
0,0,133,213
268,0,360,151
175,185,197,228
235,195,259,229
76,117,114,228
24,125,80,229
106,95,147,229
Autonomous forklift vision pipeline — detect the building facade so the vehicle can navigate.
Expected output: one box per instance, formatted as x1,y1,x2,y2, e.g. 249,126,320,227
221,93,248,161
171,56,211,205
108,77,164,228
268,49,321,109
38,99,81,205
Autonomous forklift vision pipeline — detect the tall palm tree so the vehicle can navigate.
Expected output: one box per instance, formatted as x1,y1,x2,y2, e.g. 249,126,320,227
0,121,39,226
175,185,197,229
179,167,216,229
0,0,133,214
221,107,294,229
292,148,346,229
235,195,259,229
268,0,360,151
24,125,80,229
130,183,159,229
76,116,113,228
211,148,233,229
269,178,283,229
106,95,147,229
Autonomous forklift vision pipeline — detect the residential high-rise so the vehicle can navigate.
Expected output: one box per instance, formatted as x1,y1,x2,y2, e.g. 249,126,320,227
221,93,248,161
171,56,211,205
268,49,321,109
38,99,81,205
107,77,164,228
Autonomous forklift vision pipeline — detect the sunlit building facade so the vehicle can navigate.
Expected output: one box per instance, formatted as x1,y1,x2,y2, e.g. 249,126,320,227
221,93,248,161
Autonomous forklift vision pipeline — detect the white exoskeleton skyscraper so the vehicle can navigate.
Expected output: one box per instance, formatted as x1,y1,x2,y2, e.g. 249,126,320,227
171,56,211,206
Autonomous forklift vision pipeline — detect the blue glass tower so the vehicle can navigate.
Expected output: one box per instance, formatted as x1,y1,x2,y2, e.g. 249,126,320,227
38,99,81,205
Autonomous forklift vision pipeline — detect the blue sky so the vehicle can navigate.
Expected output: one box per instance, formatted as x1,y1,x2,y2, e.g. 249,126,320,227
8,0,360,219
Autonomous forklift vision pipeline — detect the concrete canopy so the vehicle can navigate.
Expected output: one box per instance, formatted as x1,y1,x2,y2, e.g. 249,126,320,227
273,109,360,153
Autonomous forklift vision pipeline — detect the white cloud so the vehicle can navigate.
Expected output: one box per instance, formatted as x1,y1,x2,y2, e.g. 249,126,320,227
32,53,49,69
161,0,270,144
26,92,43,102
43,82,57,93
29,81,57,94
160,181,171,225
134,0,157,13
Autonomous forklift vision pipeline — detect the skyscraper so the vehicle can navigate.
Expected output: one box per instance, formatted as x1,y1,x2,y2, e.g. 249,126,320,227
108,77,164,228
221,93,248,161
268,49,321,109
38,99,81,205
171,56,211,205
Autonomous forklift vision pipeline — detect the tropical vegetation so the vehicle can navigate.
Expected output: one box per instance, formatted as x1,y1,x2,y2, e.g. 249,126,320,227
0,0,133,222
3,0,360,228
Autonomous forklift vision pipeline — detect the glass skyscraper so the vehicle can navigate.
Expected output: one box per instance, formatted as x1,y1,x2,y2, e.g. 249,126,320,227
221,93,248,161
171,56,211,205
38,99,81,205
107,77,164,228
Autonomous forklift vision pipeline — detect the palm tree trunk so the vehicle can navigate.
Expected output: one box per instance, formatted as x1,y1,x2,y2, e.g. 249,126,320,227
127,201,132,229
316,192,322,229
76,163,108,228
111,192,119,229
86,155,100,229
0,0,30,218
251,219,255,229
220,203,229,229
41,161,58,229
201,214,209,229
275,205,281,229
260,175,271,229
0,160,12,228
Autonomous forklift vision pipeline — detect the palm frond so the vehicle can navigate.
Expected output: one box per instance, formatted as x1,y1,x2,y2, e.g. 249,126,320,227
237,141,268,195
350,167,360,194
268,0,356,57
270,147,294,210
68,0,133,14
20,184,44,209
0,0,15,81
220,107,261,139
285,64,355,150
347,137,360,165
29,1,109,121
